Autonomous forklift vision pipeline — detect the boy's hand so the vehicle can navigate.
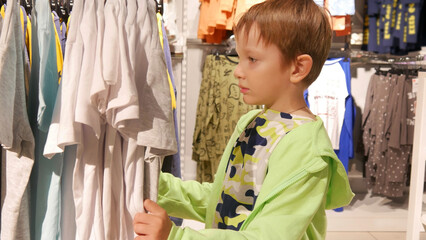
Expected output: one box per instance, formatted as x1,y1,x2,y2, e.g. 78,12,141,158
133,199,172,240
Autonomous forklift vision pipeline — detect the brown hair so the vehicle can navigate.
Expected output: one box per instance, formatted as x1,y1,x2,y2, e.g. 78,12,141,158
233,0,332,86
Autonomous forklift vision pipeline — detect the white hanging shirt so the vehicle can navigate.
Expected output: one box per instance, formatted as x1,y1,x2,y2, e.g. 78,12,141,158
308,58,349,149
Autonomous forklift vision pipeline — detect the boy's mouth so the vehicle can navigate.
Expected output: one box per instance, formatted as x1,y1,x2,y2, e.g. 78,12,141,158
239,85,249,93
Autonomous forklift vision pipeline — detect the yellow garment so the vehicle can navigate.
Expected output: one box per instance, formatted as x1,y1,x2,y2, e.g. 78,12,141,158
0,5,4,18
156,13,176,110
52,13,64,84
19,7,24,33
192,55,261,182
26,15,32,65
67,15,70,36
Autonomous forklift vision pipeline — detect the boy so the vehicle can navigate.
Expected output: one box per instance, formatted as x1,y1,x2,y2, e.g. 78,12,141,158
133,0,354,239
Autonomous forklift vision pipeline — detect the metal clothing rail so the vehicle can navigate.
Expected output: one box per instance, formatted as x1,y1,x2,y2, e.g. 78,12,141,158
350,51,426,69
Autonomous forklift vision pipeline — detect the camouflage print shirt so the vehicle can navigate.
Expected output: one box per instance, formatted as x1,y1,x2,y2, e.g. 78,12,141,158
213,109,315,230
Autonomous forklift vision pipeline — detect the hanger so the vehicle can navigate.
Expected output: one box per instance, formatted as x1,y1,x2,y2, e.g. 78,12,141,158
155,0,163,15
23,0,32,14
57,0,69,23
50,0,56,11
210,49,221,60
374,66,387,76
66,0,73,17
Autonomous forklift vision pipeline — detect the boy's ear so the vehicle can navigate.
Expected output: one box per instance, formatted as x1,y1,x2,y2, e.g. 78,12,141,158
289,54,313,84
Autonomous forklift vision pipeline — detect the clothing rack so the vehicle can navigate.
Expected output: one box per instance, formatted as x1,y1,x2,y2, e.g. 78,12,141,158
350,51,426,69
346,51,426,239
349,51,426,239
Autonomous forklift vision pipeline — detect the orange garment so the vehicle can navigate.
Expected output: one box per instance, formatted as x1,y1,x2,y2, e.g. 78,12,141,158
197,0,209,40
225,0,237,30
198,0,243,43
207,0,220,35
216,0,234,28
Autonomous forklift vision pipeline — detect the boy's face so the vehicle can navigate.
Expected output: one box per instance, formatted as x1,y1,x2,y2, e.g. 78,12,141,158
234,25,293,110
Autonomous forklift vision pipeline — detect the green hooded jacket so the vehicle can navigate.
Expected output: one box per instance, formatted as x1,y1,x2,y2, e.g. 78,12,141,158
158,109,354,240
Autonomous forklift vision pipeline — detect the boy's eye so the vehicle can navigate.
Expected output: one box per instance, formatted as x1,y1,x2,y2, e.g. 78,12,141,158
249,57,257,63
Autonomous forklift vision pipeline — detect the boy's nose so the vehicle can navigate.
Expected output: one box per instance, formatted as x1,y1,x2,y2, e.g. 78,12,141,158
233,63,244,80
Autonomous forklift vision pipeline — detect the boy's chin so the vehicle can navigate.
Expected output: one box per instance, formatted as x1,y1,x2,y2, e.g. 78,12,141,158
242,97,261,106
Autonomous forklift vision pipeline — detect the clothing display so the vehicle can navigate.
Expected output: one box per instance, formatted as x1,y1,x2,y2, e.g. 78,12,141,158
192,54,259,182
1,0,177,239
307,58,350,150
362,69,417,198
362,0,426,55
43,0,177,238
333,58,355,173
307,58,355,174
159,109,354,239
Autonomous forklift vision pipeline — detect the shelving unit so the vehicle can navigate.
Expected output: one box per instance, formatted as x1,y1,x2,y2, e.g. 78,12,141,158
407,71,426,240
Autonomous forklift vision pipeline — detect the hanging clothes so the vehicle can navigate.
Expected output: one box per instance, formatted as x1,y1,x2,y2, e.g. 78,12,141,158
27,0,65,237
158,13,181,178
364,0,426,55
197,0,241,44
192,54,260,182
307,58,349,150
334,58,355,173
362,69,416,198
0,0,34,238
44,0,177,239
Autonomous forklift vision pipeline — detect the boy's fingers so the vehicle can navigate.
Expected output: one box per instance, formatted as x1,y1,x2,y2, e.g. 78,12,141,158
143,199,166,216
133,222,147,235
134,212,153,225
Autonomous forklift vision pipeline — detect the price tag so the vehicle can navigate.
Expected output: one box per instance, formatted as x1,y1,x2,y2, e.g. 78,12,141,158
412,78,418,94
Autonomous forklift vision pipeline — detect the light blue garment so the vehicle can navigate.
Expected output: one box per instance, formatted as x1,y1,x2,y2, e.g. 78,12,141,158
28,0,63,239
34,3,59,132
328,0,355,16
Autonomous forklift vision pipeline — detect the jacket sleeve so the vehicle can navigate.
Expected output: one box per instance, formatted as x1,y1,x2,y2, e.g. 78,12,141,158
157,172,214,222
167,166,330,240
